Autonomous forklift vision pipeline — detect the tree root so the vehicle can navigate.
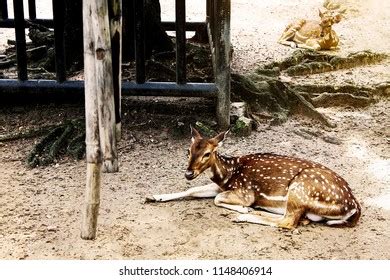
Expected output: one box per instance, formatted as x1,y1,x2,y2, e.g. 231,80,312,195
26,119,85,168
261,49,388,76
290,82,390,107
231,73,336,127
0,125,56,142
310,92,372,108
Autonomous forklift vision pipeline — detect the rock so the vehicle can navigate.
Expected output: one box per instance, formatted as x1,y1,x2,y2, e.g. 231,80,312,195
230,102,249,123
232,116,253,137
195,121,216,137
47,226,57,232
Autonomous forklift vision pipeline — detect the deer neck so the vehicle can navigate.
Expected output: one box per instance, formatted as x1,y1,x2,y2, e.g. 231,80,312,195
321,26,333,40
208,152,239,186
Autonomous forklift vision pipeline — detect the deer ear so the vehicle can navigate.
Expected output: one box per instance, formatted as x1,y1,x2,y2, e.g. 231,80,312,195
190,125,201,143
333,12,343,23
214,130,230,147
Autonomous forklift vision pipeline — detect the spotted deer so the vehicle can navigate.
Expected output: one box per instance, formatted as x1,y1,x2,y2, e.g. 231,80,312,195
146,127,361,229
278,9,344,51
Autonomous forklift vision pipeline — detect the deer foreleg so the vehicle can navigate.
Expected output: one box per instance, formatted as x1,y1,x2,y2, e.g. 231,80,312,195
234,213,281,227
297,42,321,51
278,40,298,48
235,210,303,229
214,190,256,214
145,183,221,202
235,191,306,229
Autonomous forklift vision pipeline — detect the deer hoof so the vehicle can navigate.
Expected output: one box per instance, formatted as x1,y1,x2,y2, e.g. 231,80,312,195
144,196,157,203
232,214,250,223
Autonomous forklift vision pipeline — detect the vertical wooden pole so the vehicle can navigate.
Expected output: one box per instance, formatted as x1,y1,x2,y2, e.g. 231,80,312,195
108,0,122,140
215,0,231,129
93,0,118,173
81,0,102,240
81,0,119,240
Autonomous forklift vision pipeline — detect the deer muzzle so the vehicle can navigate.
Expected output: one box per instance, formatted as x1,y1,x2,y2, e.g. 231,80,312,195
185,170,196,180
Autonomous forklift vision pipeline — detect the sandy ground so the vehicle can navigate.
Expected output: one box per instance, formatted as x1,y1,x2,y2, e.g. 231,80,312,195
0,0,389,259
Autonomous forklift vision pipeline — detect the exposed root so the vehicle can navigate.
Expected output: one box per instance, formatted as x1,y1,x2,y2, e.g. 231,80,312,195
290,82,389,108
311,92,372,108
261,49,388,76
231,73,336,127
26,119,85,168
0,124,56,142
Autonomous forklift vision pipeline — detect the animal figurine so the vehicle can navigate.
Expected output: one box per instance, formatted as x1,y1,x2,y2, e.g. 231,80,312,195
278,9,344,51
146,127,361,229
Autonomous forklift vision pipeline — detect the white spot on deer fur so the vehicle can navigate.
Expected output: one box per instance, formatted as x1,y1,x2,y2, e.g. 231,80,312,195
259,193,287,201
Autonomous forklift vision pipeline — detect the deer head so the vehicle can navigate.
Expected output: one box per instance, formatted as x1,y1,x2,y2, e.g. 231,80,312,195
185,126,228,180
319,8,344,27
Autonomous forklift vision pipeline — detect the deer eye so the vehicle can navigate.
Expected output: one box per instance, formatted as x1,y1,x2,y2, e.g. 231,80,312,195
203,152,211,159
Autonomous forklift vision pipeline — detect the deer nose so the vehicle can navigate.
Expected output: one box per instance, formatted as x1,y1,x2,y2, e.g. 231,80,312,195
185,170,195,180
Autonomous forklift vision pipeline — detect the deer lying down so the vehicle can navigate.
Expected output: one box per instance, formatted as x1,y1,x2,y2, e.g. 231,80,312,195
278,9,344,51
146,127,361,229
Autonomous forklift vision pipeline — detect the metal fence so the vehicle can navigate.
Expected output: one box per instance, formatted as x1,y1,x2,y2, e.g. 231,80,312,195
0,0,231,127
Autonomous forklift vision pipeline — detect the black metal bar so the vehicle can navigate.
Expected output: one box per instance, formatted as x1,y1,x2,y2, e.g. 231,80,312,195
0,0,8,19
28,0,36,20
134,0,145,84
206,0,215,43
0,79,218,102
122,81,216,97
175,0,186,84
162,21,203,31
13,0,28,81
108,0,122,131
52,0,66,82
0,18,53,28
0,19,205,31
206,0,211,19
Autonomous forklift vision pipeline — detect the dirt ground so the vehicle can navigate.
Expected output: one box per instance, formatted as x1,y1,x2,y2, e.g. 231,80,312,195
0,0,389,260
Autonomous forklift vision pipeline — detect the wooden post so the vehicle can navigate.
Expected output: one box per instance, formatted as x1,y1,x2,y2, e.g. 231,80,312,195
108,0,122,140
81,0,119,240
93,0,118,173
81,0,101,240
214,0,231,129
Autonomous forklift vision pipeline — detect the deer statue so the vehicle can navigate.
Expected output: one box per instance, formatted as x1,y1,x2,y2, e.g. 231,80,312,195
146,127,361,229
278,9,345,51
